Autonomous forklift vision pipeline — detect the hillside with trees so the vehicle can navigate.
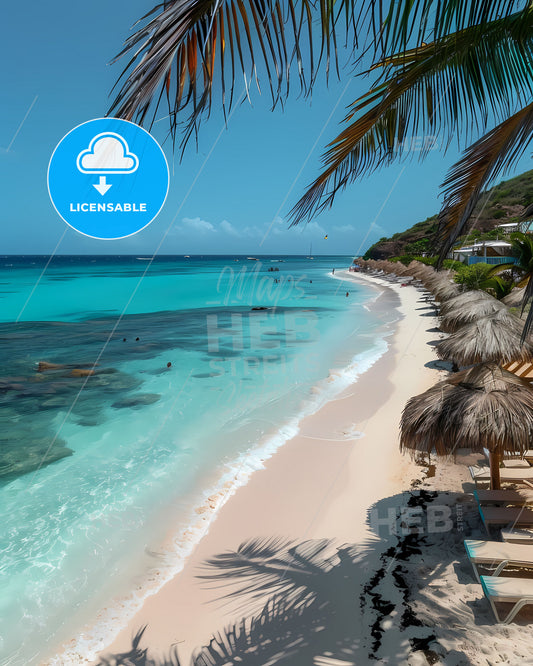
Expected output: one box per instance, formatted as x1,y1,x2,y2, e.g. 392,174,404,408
364,169,533,261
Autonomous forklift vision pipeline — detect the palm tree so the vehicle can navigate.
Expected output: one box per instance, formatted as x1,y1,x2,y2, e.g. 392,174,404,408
110,1,533,309
487,232,533,331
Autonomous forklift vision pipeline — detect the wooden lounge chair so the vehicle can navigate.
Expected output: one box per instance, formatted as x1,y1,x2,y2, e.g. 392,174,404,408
464,539,533,582
480,575,533,623
474,489,533,506
477,505,533,533
469,465,533,486
501,528,533,544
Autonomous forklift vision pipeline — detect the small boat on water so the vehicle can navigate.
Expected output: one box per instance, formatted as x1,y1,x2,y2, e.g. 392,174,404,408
246,257,259,261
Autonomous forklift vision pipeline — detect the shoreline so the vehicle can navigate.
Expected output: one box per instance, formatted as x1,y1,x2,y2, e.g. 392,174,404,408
98,271,443,662
41,270,397,665
48,271,443,664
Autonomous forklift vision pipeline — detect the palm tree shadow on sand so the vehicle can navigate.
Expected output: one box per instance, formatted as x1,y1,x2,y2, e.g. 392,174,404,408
97,490,482,666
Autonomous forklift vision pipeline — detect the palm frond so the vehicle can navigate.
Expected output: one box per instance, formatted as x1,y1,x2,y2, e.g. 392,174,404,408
520,275,533,341
197,537,340,613
109,0,524,145
290,8,533,224
97,626,183,666
108,0,351,145
365,0,523,61
192,593,317,666
437,101,533,259
486,262,517,277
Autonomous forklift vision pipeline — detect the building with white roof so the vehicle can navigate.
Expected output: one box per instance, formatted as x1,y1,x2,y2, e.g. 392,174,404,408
452,240,517,266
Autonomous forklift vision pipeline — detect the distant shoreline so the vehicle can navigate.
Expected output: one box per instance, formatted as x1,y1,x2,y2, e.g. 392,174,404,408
0,253,360,258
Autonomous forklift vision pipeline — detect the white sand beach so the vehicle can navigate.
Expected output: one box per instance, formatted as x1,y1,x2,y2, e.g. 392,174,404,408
49,271,533,665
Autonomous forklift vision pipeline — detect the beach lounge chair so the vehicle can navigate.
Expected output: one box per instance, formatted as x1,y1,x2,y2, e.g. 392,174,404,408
501,459,531,469
474,489,533,506
501,528,533,544
480,575,533,623
468,465,533,486
464,539,533,582
477,505,533,533
474,492,533,533
482,448,531,469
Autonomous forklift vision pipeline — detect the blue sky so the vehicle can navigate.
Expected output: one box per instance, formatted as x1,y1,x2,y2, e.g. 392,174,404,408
1,1,531,256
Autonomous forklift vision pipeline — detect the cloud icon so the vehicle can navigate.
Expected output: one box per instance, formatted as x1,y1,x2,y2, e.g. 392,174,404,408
77,133,139,174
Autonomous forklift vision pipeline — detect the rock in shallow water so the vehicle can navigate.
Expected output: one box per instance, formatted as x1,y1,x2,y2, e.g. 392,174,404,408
0,435,73,479
111,393,161,409
69,368,95,377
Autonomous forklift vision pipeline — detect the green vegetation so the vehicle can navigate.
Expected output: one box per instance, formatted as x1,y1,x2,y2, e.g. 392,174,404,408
453,263,513,298
454,263,494,290
389,255,436,266
363,215,438,261
461,227,513,244
442,260,465,272
487,232,533,296
365,190,533,304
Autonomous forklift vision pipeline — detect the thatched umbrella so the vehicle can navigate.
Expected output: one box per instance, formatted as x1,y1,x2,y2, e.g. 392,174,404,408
436,310,533,366
502,287,525,308
423,269,454,288
400,364,533,489
431,280,462,302
387,263,409,277
439,290,497,318
409,263,435,281
439,299,506,333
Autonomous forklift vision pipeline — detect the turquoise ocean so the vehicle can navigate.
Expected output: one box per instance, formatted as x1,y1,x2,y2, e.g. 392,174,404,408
0,255,399,664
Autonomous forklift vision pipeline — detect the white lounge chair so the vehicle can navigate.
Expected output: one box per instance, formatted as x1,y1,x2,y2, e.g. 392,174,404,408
464,539,533,582
469,465,533,486
480,575,533,623
483,448,531,469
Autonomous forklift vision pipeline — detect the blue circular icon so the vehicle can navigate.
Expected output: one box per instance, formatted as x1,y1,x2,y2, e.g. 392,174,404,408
48,118,169,240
